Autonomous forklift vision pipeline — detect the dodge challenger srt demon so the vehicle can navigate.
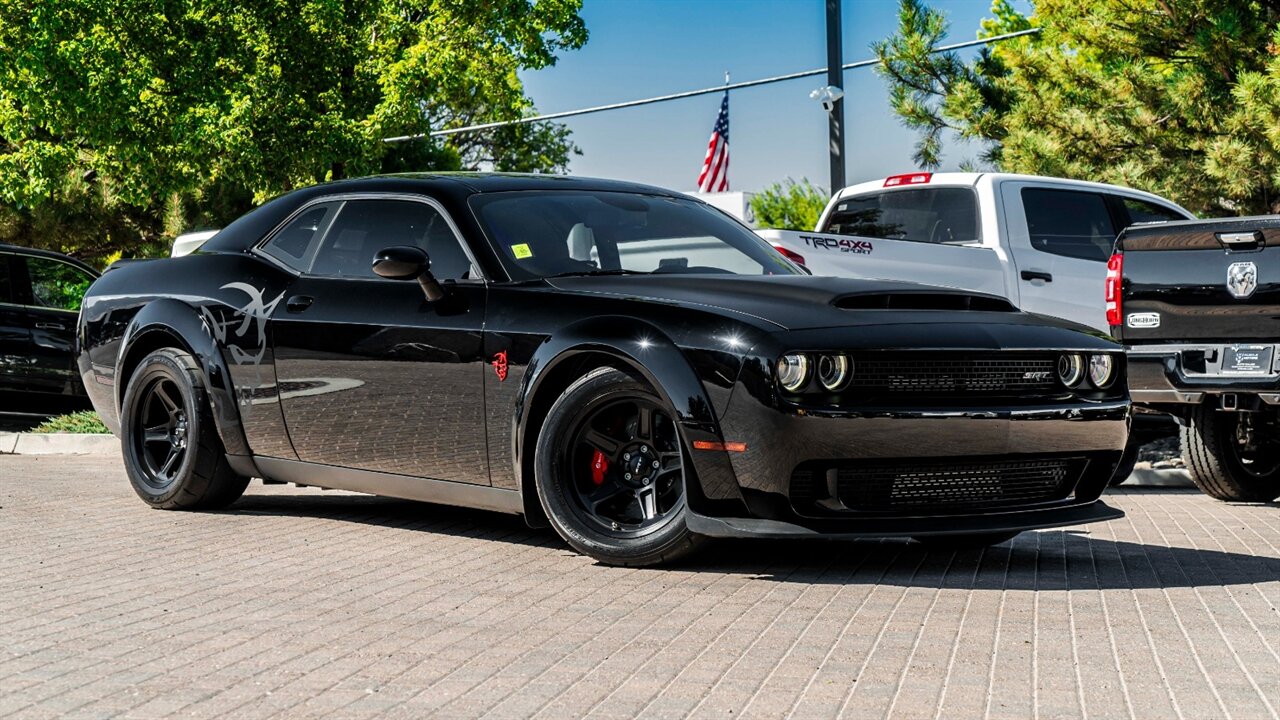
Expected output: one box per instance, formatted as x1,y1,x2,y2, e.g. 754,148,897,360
77,174,1130,566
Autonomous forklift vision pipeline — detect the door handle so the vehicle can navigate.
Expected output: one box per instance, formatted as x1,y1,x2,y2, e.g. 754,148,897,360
1020,270,1053,283
35,321,65,330
286,295,314,313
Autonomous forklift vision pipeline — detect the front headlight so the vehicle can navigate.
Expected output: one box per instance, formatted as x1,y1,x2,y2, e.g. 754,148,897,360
1088,354,1115,388
1057,353,1085,387
817,353,851,391
776,353,810,392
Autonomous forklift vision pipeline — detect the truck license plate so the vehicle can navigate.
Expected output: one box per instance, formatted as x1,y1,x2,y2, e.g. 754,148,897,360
1222,345,1275,375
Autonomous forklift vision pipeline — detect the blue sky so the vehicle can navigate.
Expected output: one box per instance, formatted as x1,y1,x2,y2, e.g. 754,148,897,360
520,0,1031,194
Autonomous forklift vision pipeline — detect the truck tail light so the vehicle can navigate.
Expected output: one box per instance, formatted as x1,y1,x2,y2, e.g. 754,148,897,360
883,172,932,187
772,244,806,266
1105,252,1123,327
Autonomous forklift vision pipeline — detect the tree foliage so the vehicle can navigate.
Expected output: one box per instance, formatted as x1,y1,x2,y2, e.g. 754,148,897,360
751,178,828,231
874,0,1280,215
0,0,587,261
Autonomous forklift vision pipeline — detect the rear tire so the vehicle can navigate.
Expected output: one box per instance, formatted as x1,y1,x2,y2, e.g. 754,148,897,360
534,367,703,566
120,348,249,509
912,531,1020,549
1181,404,1280,502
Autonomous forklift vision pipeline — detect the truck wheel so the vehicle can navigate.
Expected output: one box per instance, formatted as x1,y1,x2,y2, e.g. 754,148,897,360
1107,441,1140,487
534,367,703,567
1181,405,1280,502
120,348,250,509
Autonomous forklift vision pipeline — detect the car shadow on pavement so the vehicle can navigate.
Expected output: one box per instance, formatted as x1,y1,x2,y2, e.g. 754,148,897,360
222,491,1280,592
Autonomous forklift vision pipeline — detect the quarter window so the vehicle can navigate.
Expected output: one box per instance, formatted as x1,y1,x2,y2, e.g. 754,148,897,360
1021,188,1117,262
24,257,94,312
309,199,475,280
1121,197,1187,224
821,188,980,245
260,202,340,272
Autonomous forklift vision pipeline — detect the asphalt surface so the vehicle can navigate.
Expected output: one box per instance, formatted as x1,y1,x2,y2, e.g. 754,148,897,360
2,454,1279,719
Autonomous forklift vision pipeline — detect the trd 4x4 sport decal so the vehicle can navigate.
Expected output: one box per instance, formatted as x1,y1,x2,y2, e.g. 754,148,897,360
798,235,874,255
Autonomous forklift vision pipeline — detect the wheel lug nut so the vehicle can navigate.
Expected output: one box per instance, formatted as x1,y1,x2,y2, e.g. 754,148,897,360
623,453,631,461
641,446,649,454
643,478,650,485
624,473,632,480
652,460,659,468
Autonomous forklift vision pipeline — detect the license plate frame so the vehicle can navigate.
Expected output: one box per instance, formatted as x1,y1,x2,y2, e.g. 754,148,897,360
1221,344,1276,375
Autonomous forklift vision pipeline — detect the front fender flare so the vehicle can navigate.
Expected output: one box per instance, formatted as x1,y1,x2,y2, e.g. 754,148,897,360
513,317,746,521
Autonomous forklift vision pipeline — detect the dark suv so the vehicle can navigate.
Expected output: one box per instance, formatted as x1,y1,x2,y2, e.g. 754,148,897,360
0,244,99,413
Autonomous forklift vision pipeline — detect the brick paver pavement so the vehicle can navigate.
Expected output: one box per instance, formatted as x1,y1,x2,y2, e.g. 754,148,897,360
2,454,1279,719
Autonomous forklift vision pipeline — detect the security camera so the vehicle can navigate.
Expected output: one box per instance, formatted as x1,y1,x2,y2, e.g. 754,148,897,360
809,85,845,113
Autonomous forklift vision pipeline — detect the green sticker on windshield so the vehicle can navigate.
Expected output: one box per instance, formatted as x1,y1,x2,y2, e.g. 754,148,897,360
511,243,533,259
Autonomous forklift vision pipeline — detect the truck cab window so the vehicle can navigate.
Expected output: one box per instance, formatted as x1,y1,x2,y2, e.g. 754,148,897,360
1021,188,1116,262
822,188,979,245
1121,197,1187,224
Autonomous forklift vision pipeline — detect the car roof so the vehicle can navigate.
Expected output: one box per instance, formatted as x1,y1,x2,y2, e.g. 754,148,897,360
0,243,100,275
311,172,687,198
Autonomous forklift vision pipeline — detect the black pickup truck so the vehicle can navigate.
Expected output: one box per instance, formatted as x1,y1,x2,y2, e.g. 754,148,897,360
1110,216,1280,502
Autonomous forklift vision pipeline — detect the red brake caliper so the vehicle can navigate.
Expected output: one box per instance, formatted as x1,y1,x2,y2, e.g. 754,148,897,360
590,449,609,485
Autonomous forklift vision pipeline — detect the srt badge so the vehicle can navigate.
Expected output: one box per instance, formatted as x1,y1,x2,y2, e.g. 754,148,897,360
490,350,509,382
1227,261,1258,300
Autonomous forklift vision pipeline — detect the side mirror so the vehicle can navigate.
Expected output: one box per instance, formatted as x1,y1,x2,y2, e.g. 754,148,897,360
372,246,445,302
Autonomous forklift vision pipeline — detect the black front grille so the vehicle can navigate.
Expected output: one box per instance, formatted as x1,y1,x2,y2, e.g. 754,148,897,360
845,353,1059,395
791,456,1082,514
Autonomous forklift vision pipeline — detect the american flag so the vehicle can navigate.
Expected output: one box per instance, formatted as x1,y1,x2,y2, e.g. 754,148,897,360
696,93,729,192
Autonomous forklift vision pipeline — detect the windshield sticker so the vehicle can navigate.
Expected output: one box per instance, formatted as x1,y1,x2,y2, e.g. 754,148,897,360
799,235,873,255
511,243,533,259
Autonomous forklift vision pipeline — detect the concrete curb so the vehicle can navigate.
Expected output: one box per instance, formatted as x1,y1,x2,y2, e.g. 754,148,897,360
0,433,117,455
1120,467,1195,488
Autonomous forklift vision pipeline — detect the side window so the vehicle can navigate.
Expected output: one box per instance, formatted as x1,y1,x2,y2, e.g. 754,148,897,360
1021,188,1116,262
309,199,475,280
1121,197,1187,224
260,202,340,271
0,255,12,304
23,256,95,312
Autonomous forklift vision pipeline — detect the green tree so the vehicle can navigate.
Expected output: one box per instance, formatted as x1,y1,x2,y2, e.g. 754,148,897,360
751,178,828,231
0,0,586,261
874,0,1280,215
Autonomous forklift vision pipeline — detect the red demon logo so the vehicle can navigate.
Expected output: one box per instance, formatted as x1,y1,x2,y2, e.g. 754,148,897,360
491,350,509,382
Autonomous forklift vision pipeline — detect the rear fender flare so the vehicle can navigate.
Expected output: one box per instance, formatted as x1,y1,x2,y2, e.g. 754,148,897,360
115,299,251,460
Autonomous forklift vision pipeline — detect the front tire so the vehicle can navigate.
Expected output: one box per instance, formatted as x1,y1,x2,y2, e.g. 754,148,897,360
534,367,702,566
1181,404,1280,502
120,348,249,509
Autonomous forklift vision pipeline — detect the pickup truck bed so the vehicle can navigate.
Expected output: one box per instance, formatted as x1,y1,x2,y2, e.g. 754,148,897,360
1115,216,1280,502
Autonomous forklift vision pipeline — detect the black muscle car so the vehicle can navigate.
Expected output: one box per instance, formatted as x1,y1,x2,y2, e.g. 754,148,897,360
78,174,1129,566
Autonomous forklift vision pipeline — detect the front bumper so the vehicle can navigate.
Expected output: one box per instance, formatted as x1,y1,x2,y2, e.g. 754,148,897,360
692,398,1129,536
1128,344,1280,405
688,499,1123,539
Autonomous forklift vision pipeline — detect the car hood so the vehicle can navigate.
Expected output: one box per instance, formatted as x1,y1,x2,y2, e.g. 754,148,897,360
545,274,1058,332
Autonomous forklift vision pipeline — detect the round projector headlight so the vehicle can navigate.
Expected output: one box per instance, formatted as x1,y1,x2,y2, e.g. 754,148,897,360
1088,354,1115,388
1057,353,1085,387
817,354,851,392
776,354,810,392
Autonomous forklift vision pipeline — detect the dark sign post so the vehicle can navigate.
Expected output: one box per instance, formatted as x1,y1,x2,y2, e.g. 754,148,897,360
826,0,845,196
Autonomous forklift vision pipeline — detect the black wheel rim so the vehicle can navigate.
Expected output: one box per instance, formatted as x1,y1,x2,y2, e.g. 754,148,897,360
1227,413,1280,478
132,377,189,490
560,394,685,539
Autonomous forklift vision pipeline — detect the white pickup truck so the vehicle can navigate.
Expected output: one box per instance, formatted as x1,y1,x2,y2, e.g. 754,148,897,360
757,172,1193,330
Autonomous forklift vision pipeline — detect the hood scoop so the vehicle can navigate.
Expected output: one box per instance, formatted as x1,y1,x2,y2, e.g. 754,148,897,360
832,292,1015,312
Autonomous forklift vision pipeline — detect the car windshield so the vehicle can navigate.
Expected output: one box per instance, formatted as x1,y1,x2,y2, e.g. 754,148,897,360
469,190,802,281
